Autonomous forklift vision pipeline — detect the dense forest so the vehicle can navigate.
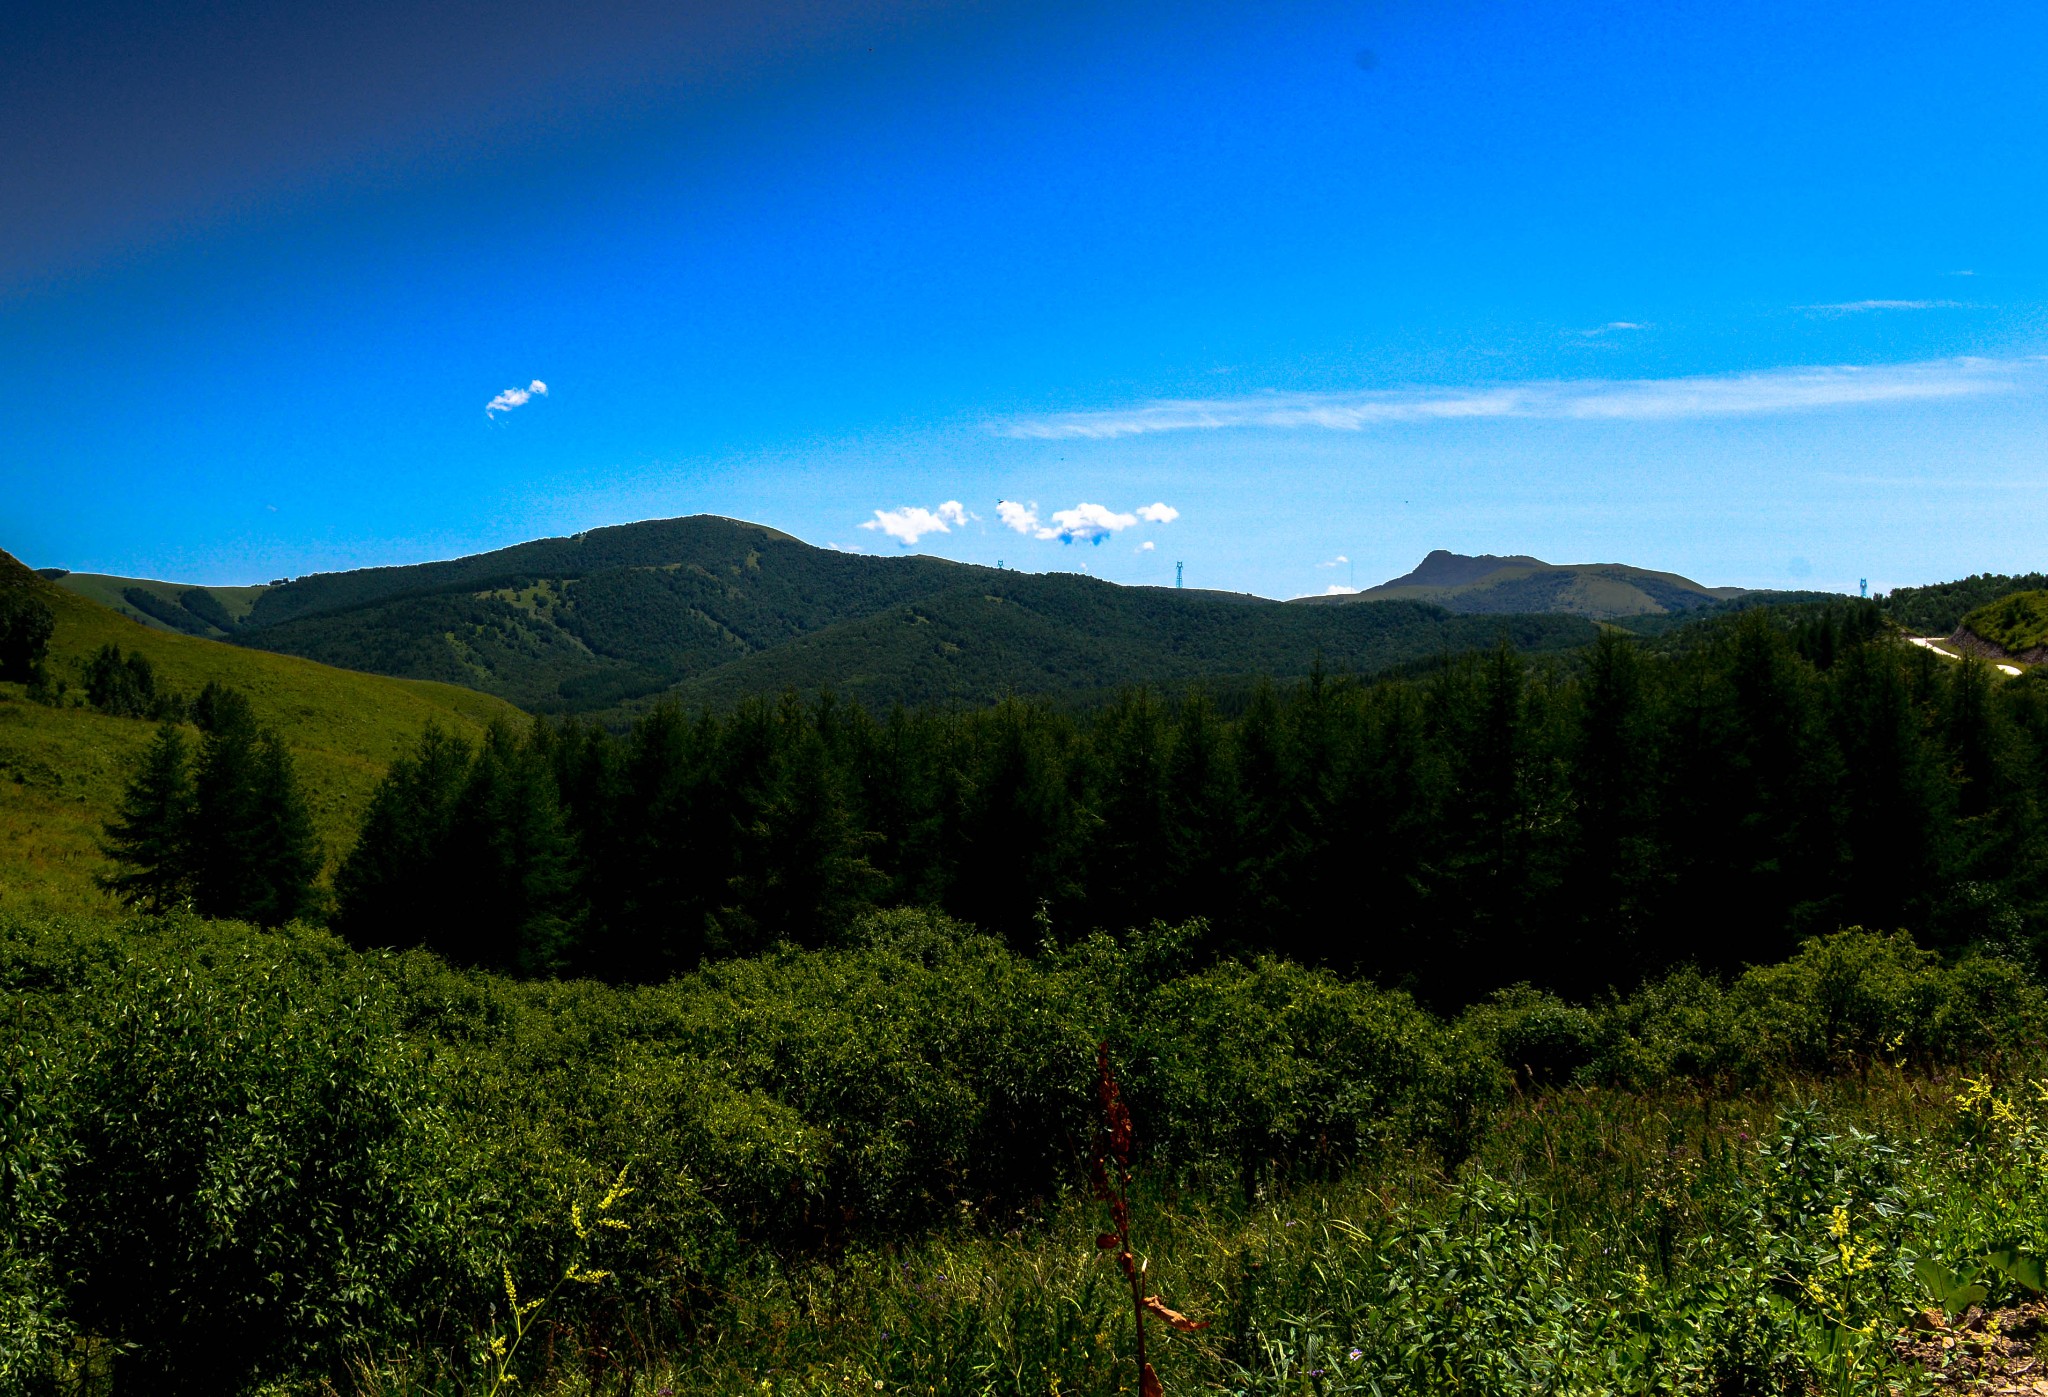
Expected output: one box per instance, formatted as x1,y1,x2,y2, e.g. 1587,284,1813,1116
196,600,2039,1001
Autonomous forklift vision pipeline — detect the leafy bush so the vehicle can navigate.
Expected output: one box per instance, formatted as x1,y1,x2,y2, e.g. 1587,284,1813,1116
54,956,457,1393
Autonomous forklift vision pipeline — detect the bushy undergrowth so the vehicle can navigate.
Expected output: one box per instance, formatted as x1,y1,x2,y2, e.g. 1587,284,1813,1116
0,911,2044,1393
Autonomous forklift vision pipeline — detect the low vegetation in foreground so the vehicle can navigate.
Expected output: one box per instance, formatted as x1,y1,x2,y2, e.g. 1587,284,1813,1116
5,913,2048,1395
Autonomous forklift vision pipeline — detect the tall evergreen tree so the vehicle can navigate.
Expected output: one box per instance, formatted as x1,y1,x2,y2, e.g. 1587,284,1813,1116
185,695,319,926
334,726,471,948
0,591,53,685
435,723,578,975
100,722,196,912
1566,631,1659,988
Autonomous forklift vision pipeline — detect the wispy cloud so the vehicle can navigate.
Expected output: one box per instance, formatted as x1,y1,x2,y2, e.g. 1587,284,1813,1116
1798,299,1965,313
999,358,2025,440
1575,320,1648,337
486,379,548,417
1316,555,1349,568
861,500,971,546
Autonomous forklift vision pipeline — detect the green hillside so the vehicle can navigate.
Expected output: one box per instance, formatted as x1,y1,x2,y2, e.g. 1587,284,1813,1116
50,570,269,637
1303,548,1749,619
1959,589,2048,660
1885,571,2048,636
68,516,1597,714
656,572,1599,712
224,516,987,710
0,550,520,917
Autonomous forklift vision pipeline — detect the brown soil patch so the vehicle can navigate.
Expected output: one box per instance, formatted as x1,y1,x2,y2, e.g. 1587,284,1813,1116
1897,1301,2048,1393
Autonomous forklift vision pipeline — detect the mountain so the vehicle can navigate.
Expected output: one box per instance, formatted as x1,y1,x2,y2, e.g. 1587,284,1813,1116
1,550,519,917
653,573,1601,712
1301,549,1748,619
47,518,1604,715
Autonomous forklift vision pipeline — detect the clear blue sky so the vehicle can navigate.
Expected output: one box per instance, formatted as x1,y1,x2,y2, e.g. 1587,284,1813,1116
2,0,2043,599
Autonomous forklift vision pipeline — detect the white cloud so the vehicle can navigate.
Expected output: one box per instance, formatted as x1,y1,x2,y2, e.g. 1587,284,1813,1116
1316,554,1350,568
1576,321,1648,337
998,357,2025,439
1324,585,1361,595
1135,502,1179,523
1045,502,1138,544
1799,300,1964,313
996,500,1040,534
1136,540,1156,552
486,379,548,417
860,499,972,546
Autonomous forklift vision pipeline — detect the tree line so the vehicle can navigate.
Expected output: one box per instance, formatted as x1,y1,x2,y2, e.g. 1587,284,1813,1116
280,603,2048,1003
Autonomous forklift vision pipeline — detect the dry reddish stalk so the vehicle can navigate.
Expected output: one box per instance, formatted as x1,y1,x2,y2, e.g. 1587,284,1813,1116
1093,1042,1207,1396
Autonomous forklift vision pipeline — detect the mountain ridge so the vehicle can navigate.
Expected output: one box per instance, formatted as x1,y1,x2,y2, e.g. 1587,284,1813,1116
1301,549,1749,620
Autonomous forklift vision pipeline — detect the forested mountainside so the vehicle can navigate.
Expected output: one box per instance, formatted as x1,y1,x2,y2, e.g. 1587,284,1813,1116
55,517,1599,714
1884,571,2048,636
1303,548,1750,619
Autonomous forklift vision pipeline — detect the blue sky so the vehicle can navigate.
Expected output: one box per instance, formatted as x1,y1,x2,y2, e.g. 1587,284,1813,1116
2,0,2043,599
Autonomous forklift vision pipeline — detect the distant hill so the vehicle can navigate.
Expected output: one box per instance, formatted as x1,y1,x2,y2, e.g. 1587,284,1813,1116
53,571,270,637
1,550,519,917
653,573,1601,713
1882,572,2048,637
1300,549,1748,619
46,518,1605,715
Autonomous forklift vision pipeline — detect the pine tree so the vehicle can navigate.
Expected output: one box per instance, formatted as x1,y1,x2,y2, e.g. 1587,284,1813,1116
242,728,322,927
436,723,578,975
1566,631,1658,988
334,726,471,948
183,694,320,925
0,591,54,685
99,722,196,912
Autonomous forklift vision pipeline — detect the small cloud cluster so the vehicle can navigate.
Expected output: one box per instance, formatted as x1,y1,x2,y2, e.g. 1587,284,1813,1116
1576,321,1647,337
997,500,1179,545
1323,585,1361,595
1316,554,1350,568
861,500,972,546
487,379,548,417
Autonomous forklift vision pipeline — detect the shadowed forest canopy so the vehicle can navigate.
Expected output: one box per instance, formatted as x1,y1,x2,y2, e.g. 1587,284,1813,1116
328,605,2048,1002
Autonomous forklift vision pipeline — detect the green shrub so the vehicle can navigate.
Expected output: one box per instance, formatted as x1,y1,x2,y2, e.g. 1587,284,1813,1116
54,958,456,1393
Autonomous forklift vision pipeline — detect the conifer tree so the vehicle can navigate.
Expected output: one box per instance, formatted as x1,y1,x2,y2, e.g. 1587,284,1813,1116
241,728,323,927
100,722,196,912
436,723,578,975
184,694,320,926
0,591,53,684
334,726,471,948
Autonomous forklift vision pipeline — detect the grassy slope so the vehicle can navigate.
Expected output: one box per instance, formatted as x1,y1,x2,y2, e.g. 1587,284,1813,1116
1959,590,2048,657
53,571,269,636
0,554,520,917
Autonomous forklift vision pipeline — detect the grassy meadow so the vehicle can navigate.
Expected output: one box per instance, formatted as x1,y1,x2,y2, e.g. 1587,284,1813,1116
0,557,518,918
